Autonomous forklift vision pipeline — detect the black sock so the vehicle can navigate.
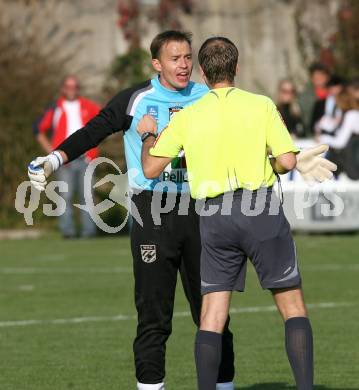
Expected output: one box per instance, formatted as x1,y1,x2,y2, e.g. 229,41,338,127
285,317,314,390
217,320,235,383
195,330,222,390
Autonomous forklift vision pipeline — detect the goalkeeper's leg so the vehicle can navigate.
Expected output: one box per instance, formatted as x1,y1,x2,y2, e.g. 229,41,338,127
131,191,181,389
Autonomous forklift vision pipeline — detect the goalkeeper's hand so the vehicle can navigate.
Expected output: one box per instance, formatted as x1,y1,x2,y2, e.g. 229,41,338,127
28,151,64,191
296,144,337,183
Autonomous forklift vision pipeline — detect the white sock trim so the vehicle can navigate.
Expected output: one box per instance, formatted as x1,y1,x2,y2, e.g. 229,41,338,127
137,382,165,390
216,382,234,390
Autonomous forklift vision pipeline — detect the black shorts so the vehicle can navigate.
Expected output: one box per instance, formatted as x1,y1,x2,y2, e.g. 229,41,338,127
199,187,301,295
130,190,235,383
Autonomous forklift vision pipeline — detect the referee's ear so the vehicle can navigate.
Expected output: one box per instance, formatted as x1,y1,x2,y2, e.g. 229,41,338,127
236,64,240,77
199,66,210,87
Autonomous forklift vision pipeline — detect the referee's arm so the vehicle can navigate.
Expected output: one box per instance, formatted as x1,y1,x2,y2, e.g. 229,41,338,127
270,152,297,174
137,115,178,179
138,114,184,178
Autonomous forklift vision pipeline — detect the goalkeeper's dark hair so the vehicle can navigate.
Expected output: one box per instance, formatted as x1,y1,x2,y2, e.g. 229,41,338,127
198,37,238,85
150,30,192,59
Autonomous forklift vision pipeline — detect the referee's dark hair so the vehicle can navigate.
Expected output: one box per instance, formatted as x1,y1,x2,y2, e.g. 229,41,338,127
198,37,238,85
150,30,192,59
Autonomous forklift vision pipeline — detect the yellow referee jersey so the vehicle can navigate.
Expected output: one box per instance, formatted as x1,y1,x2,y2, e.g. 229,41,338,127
150,87,299,199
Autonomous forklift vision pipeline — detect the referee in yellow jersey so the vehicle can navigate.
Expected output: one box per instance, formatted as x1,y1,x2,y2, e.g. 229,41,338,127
137,37,334,390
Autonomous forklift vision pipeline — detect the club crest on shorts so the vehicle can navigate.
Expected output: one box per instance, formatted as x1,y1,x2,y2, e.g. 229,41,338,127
140,244,157,263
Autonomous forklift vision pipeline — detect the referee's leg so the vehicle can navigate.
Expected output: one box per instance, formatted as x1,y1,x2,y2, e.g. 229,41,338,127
245,190,313,390
264,202,313,390
195,292,232,390
273,287,313,390
181,202,235,389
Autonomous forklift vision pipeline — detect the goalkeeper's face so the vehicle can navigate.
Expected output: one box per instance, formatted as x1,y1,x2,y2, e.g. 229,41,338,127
152,40,193,91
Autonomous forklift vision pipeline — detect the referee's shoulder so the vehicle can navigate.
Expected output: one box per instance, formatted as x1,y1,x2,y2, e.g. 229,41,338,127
238,90,278,116
237,89,274,105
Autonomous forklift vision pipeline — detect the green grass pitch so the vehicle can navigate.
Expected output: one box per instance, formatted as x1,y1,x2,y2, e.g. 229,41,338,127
0,234,358,389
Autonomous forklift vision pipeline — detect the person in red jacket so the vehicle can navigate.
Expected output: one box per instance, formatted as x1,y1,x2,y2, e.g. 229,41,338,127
33,75,100,238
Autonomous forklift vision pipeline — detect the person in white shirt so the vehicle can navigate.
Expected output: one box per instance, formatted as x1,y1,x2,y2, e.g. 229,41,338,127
320,80,359,179
34,76,100,238
312,75,345,136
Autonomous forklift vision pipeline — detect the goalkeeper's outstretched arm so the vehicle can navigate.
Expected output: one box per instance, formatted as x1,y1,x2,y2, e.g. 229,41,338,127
56,90,131,162
27,86,135,191
269,144,337,182
295,144,337,182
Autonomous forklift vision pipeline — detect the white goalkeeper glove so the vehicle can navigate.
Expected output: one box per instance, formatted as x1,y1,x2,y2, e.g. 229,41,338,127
296,144,337,183
28,151,64,191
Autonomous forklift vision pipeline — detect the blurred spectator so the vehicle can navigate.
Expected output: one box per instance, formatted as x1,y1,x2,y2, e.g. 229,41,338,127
320,80,359,180
276,79,304,138
298,63,330,135
311,74,345,135
33,75,100,238
347,78,359,100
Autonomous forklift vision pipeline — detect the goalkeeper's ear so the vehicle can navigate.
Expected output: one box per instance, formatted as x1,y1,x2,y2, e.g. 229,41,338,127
152,58,162,73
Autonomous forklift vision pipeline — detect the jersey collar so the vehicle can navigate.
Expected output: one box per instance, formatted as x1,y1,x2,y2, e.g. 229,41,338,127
209,87,236,98
152,75,192,97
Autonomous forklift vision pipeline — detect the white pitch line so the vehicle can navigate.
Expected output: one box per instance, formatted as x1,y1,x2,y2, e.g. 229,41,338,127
2,249,131,263
304,264,359,271
0,302,353,329
1,264,359,275
0,267,133,275
18,285,35,292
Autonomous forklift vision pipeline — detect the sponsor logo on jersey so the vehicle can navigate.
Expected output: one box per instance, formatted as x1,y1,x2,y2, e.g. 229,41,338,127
171,156,187,169
162,169,188,183
160,106,188,185
140,244,157,263
161,151,187,183
169,105,183,120
147,105,159,120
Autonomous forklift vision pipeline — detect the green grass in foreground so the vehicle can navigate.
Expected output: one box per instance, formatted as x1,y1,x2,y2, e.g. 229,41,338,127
0,234,358,389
